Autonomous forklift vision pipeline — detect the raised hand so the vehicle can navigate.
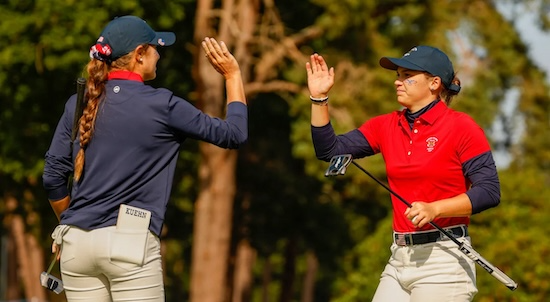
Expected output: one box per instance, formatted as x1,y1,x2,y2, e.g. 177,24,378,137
202,37,241,79
306,53,335,98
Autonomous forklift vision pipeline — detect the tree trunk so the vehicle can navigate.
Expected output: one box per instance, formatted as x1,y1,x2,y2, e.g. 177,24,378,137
190,146,237,302
232,239,256,302
300,252,318,302
5,234,19,300
190,0,257,301
9,212,46,301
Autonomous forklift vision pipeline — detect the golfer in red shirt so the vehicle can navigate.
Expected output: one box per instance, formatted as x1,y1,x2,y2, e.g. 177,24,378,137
306,46,500,301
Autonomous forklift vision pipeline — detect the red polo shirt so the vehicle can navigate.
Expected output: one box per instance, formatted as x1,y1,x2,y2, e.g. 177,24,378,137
358,101,491,232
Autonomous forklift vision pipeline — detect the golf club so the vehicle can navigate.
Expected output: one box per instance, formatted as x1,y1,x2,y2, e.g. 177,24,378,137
325,154,518,291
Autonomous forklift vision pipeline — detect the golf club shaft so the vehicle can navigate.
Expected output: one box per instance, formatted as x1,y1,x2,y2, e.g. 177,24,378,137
350,161,518,290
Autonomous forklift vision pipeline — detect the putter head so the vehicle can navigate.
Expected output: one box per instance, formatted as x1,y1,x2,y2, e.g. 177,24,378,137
324,154,353,177
40,272,64,294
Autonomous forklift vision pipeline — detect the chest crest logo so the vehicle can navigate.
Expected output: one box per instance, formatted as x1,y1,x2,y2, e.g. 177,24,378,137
426,137,438,152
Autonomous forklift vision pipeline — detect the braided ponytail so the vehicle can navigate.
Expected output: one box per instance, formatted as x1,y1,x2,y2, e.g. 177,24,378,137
73,59,108,181
73,48,140,181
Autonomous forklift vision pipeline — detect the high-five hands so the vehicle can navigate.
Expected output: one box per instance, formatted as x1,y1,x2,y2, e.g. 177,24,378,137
202,37,241,80
306,53,335,98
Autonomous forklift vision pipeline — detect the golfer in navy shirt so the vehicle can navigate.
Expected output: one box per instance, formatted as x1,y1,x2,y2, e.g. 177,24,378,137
43,15,247,301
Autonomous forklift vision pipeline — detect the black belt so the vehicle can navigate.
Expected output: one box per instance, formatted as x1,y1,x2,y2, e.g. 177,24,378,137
393,225,468,246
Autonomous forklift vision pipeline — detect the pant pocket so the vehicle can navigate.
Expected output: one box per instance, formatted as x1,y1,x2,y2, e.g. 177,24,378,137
108,229,149,270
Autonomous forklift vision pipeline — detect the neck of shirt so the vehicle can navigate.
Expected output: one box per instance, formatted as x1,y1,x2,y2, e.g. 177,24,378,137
405,100,440,129
108,70,143,82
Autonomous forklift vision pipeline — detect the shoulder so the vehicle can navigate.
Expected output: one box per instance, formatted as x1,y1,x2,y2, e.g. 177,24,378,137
141,85,174,99
363,108,403,127
137,85,177,108
358,109,404,141
443,108,483,130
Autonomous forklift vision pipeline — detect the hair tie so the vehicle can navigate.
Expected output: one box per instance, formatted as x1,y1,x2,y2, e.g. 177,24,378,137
89,43,113,64
448,83,461,94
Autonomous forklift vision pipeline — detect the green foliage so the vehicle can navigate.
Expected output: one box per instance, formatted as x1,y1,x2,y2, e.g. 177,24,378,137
1,0,549,301
283,0,550,301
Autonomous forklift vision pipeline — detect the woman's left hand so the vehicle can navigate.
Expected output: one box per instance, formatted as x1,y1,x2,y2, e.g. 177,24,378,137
405,202,438,228
306,53,334,98
202,37,241,79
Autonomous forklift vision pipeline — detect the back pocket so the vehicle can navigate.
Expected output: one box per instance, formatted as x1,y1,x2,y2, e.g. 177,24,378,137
108,229,148,270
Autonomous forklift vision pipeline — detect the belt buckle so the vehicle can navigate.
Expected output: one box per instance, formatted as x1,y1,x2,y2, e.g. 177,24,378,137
440,226,462,241
439,230,447,241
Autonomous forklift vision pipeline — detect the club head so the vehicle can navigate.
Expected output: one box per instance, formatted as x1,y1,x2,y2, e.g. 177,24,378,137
324,154,353,177
40,271,64,294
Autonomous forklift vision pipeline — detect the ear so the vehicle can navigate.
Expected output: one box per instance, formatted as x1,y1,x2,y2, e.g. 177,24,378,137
134,45,146,62
430,76,443,91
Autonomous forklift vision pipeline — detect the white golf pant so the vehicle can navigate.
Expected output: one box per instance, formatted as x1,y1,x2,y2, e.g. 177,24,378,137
58,226,164,302
372,238,477,302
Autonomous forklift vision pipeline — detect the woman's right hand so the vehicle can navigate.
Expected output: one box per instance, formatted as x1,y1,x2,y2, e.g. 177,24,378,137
52,242,61,260
306,53,335,98
202,37,241,80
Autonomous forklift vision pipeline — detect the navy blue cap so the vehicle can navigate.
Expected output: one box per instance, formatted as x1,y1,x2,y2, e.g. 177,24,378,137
91,16,176,61
379,46,460,93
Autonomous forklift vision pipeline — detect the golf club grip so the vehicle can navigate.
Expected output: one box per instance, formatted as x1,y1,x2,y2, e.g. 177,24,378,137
72,77,86,142
459,243,518,290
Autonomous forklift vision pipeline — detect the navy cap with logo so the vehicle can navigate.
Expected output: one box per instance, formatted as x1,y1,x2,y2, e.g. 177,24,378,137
90,16,176,62
379,46,461,93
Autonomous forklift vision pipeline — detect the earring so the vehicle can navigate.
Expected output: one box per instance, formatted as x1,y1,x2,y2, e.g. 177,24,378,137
139,58,143,62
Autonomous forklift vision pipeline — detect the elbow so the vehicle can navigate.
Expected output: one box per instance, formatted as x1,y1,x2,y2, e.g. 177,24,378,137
313,146,333,162
42,171,70,200
491,192,501,209
42,174,58,191
315,153,332,162
226,133,248,149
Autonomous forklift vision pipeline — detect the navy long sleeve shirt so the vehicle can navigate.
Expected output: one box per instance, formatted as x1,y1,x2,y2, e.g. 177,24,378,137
43,79,247,236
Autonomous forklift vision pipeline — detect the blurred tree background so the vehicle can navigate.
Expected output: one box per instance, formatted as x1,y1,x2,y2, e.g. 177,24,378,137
0,0,549,301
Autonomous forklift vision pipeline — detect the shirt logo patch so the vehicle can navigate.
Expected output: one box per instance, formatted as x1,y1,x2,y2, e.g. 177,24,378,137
426,137,438,152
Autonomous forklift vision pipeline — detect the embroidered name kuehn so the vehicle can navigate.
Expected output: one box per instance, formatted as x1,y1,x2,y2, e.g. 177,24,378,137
125,207,148,219
426,137,438,152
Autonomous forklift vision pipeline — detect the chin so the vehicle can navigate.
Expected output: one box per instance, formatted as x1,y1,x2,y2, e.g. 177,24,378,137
145,74,157,81
396,98,409,108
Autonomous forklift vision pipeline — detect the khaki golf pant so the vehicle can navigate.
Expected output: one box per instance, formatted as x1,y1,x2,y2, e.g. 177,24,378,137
58,226,164,302
372,238,477,302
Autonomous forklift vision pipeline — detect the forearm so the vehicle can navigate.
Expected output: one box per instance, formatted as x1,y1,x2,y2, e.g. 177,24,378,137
225,72,246,106
49,196,70,222
311,103,330,127
434,193,472,218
